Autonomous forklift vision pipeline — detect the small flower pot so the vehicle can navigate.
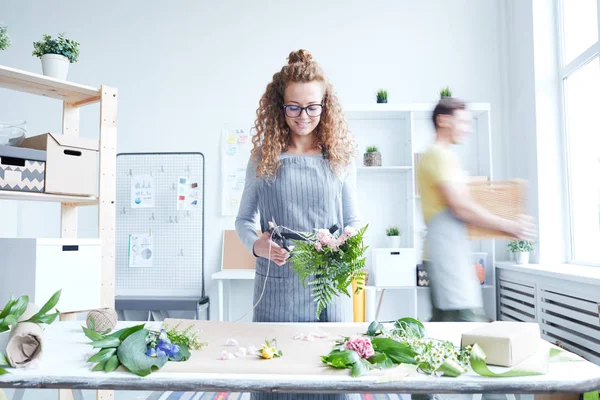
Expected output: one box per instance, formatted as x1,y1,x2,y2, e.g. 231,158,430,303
386,236,401,248
515,252,529,265
377,99,388,104
0,329,10,354
364,152,382,167
41,54,69,80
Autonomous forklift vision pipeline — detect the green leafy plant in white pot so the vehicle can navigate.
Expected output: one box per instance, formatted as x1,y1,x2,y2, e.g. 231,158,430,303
507,240,534,265
386,226,402,248
0,25,11,51
376,89,388,104
32,33,80,80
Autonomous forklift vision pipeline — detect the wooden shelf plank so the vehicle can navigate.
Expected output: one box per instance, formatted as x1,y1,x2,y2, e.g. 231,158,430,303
0,190,98,206
0,65,101,106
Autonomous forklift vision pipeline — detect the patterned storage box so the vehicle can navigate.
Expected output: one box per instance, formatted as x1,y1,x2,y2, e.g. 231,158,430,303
0,145,46,193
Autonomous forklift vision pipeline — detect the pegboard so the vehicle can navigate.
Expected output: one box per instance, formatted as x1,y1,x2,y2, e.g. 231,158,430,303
115,152,205,297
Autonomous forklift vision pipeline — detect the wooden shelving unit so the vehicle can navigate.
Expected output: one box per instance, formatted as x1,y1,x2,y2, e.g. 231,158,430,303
0,64,116,400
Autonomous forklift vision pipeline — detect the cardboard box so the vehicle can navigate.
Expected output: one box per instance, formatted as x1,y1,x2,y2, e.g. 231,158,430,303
0,145,46,193
461,321,541,367
21,133,98,196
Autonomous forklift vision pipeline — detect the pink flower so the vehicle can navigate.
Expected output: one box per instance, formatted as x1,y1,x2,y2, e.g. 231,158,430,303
314,242,323,252
344,226,357,237
317,229,333,246
344,336,374,359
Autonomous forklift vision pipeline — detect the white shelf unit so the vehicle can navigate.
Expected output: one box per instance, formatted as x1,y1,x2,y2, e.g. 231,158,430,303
0,64,117,400
347,102,496,321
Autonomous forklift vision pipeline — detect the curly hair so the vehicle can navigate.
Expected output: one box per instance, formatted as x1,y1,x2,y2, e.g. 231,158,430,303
251,49,356,180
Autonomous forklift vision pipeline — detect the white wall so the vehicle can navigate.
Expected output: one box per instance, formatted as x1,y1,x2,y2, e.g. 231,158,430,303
0,0,510,321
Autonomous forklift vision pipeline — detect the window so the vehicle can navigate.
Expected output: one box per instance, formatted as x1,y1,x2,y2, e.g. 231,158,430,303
558,0,600,264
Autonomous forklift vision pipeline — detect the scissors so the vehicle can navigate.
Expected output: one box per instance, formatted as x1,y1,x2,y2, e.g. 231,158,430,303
267,218,340,253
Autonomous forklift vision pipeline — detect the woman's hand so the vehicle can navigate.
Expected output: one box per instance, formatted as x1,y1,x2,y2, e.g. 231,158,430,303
253,232,290,266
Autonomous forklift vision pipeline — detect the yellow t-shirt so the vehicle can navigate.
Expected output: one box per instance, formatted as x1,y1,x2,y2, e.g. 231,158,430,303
417,144,464,224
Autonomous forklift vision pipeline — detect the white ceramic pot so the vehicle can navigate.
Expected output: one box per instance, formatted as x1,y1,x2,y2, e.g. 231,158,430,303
515,251,529,265
0,329,10,354
41,54,69,80
387,236,401,248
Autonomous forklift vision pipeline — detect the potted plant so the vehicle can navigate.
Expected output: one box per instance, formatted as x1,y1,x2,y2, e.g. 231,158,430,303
376,89,388,104
0,25,10,51
32,33,80,80
363,145,382,167
440,86,452,99
386,226,402,248
507,240,534,265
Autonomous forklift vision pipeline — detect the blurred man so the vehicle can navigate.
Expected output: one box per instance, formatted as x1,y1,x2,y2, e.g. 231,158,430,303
417,98,535,322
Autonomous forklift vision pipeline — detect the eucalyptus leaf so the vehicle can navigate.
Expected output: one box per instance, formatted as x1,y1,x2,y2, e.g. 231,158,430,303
88,348,116,363
117,329,167,377
371,337,417,365
104,355,120,372
168,343,190,362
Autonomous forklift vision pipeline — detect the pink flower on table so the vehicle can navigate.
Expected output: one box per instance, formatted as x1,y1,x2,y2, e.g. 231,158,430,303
314,242,323,252
344,336,374,359
317,229,333,246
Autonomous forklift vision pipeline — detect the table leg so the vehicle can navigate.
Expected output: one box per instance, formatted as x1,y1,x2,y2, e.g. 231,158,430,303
218,280,224,322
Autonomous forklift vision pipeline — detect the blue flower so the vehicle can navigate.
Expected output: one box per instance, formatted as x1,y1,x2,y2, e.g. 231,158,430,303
146,347,167,358
158,329,170,343
157,341,180,357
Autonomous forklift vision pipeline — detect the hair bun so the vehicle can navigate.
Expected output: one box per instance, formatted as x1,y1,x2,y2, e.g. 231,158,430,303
287,49,313,64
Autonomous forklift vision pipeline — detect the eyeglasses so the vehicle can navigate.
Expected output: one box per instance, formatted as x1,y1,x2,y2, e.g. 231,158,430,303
283,104,324,118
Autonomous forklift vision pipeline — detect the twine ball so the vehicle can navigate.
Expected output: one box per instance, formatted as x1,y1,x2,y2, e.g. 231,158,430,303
86,308,118,333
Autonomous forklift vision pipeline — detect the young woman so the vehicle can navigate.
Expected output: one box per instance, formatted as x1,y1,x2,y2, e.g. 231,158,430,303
235,49,360,327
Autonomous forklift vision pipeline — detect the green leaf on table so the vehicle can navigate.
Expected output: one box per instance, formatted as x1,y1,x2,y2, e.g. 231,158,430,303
351,358,373,377
0,352,9,366
117,329,167,377
88,348,116,363
82,325,105,342
366,321,384,337
169,343,191,362
584,391,599,400
36,290,61,316
91,337,121,348
0,296,16,319
8,296,29,321
372,337,417,365
104,355,120,372
322,350,360,369
0,315,17,332
368,352,394,369
92,359,109,372
0,366,8,375
394,317,426,339
107,323,145,341
27,311,60,325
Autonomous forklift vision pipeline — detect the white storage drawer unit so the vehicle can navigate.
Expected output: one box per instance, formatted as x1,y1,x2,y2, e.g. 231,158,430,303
372,248,417,287
0,238,102,313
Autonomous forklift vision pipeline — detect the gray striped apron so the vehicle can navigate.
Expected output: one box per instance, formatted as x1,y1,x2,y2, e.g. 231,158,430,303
424,210,484,312
251,154,357,400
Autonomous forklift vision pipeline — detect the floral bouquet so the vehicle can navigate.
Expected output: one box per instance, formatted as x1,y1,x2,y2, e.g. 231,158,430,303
289,225,368,319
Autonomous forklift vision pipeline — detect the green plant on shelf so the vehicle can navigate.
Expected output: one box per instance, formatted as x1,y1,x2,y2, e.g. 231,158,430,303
366,146,379,153
386,227,401,237
376,89,388,103
507,240,533,253
32,33,80,63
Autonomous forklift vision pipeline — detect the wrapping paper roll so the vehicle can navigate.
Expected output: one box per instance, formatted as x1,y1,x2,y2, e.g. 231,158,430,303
6,303,43,368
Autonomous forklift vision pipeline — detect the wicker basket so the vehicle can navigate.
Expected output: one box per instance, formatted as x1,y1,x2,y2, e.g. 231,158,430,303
466,178,527,239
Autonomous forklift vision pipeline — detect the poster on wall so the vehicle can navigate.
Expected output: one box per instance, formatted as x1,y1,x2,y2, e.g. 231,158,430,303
221,128,252,216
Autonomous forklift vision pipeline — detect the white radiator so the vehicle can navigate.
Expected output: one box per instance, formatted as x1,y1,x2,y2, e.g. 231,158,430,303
498,279,537,322
539,287,600,365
